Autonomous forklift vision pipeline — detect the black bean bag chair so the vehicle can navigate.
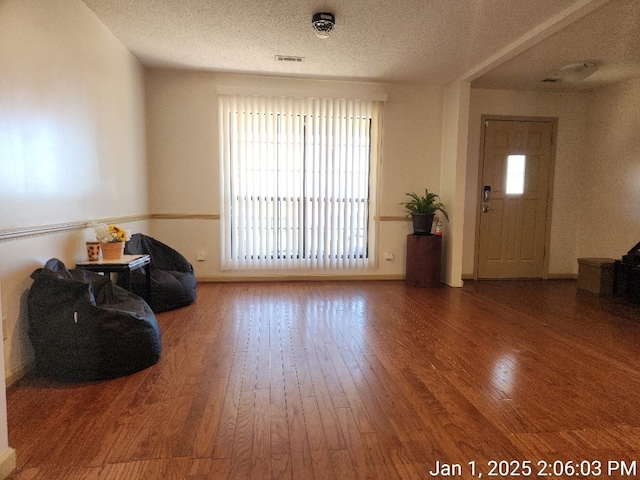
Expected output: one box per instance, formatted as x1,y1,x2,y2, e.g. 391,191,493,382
28,258,162,382
124,233,197,312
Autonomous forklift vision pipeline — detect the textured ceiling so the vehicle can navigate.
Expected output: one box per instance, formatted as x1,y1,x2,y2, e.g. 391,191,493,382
473,0,640,91
81,0,639,90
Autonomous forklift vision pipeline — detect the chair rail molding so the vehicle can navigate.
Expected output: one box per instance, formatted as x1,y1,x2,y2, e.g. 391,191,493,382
0,215,149,242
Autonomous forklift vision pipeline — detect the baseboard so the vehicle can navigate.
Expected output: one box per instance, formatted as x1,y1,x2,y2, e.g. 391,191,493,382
0,448,16,480
197,274,579,284
5,359,35,388
546,273,577,280
461,273,577,281
196,273,405,283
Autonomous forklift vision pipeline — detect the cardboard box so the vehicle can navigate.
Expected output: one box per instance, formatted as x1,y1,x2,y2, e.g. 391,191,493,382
577,258,615,294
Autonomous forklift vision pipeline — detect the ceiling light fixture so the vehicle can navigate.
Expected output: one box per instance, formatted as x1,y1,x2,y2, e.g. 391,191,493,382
276,55,304,63
312,12,335,38
556,62,599,82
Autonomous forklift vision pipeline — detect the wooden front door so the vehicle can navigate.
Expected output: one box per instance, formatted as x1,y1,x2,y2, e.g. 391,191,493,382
477,118,556,279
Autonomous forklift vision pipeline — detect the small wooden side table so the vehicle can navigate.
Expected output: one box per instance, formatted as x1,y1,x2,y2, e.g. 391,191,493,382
76,254,151,300
405,234,442,287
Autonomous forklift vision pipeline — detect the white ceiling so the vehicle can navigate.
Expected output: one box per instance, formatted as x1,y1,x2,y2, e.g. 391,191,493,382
81,0,640,91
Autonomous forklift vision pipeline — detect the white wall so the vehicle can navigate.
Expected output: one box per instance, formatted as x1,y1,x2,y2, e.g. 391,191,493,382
0,0,149,384
440,81,470,287
465,88,591,277
145,70,446,280
578,77,640,258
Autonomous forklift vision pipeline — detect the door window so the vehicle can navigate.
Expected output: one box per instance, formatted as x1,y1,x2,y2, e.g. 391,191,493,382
505,154,526,195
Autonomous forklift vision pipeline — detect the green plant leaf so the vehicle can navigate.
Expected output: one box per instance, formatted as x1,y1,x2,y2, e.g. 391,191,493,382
400,189,448,220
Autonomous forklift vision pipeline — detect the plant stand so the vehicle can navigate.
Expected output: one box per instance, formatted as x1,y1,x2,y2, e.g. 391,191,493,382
405,234,441,287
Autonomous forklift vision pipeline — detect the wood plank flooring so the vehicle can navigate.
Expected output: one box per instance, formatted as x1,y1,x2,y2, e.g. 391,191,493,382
6,280,640,479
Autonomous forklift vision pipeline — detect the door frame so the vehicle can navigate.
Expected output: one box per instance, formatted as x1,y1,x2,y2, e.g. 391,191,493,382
473,115,559,280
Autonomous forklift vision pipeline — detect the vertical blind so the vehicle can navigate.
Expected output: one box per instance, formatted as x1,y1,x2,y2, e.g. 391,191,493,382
219,94,382,271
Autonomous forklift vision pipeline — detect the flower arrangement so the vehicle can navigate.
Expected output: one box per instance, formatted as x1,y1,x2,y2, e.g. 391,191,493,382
95,223,131,243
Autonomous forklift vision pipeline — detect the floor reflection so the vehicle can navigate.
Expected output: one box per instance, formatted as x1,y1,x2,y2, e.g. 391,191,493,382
491,352,518,398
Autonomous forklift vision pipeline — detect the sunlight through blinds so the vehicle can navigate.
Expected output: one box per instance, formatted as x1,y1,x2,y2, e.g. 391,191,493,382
219,94,381,271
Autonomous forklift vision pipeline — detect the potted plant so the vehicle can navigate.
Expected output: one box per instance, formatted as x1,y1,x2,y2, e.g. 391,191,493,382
401,190,449,235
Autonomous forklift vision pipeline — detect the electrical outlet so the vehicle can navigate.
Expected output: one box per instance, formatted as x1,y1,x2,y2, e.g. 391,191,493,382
384,251,394,261
196,251,206,261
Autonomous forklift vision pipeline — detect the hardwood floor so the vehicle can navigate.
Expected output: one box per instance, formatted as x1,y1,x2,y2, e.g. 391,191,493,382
6,280,640,479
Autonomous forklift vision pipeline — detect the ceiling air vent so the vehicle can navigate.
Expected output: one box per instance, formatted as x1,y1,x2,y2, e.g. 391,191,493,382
276,55,304,63
541,77,562,83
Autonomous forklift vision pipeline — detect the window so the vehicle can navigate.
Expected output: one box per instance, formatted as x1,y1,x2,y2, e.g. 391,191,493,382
505,154,526,194
219,94,382,271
